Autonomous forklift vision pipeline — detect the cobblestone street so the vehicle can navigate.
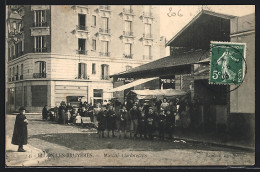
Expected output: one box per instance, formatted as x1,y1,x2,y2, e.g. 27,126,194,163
6,115,255,166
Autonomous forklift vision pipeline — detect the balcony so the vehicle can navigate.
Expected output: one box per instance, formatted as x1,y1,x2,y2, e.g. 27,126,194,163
143,55,153,60
143,12,153,18
33,48,47,53
101,75,109,80
76,25,88,31
33,22,48,27
123,8,133,14
76,50,88,55
33,73,46,78
99,52,110,57
124,54,133,59
99,28,110,34
123,31,134,37
143,33,153,39
99,5,111,11
20,75,23,80
76,74,89,80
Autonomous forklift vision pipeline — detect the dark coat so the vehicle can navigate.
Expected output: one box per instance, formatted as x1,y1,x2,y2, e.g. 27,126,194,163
42,107,48,120
97,111,106,131
118,109,127,130
12,114,28,145
106,109,117,131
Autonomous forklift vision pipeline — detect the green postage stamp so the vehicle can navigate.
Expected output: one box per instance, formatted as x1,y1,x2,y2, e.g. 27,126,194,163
209,41,246,85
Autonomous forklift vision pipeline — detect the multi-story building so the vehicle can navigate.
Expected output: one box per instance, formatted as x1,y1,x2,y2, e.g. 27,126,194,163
6,5,165,112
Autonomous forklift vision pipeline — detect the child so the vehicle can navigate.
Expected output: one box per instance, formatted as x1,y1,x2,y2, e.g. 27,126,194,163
146,107,156,140
157,110,166,140
75,113,82,126
137,107,147,139
118,105,128,139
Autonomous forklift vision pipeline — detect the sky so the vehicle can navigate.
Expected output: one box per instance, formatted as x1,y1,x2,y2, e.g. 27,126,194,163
159,5,255,42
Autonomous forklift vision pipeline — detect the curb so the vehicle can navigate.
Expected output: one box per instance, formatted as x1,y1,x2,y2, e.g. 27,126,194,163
174,136,255,152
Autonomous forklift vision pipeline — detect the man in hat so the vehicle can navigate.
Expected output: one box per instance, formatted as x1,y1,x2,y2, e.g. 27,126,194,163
129,103,139,139
12,106,28,152
42,105,48,120
106,105,117,138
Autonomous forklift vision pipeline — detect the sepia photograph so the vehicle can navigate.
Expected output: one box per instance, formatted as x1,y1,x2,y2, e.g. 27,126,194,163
5,4,255,167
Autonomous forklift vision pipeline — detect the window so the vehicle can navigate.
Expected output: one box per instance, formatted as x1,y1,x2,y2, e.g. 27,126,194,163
16,65,19,80
126,65,132,71
124,21,132,36
124,5,133,13
9,68,11,81
144,45,152,60
33,61,46,78
92,15,96,27
17,41,22,56
92,39,96,51
93,89,103,97
124,43,132,58
12,67,15,81
93,89,103,105
21,39,24,52
102,17,109,33
101,41,109,56
34,10,47,27
92,63,96,74
78,14,86,30
78,39,86,54
144,24,152,38
34,36,47,52
20,64,23,79
101,64,109,80
78,63,87,79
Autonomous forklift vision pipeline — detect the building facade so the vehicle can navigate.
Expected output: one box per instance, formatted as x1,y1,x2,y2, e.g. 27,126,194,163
6,5,165,112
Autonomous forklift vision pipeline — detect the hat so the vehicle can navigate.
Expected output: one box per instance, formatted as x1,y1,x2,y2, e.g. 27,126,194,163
149,106,153,109
19,106,26,111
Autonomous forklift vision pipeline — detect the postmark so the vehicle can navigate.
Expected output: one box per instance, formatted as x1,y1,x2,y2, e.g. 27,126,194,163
209,41,246,85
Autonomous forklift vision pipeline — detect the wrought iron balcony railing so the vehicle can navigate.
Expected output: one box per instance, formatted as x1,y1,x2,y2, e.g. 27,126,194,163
33,47,47,53
77,74,89,80
99,5,111,11
33,22,48,27
33,73,46,78
77,50,88,55
143,12,153,18
123,31,134,37
124,54,133,59
123,8,133,14
101,75,109,80
99,28,110,34
143,33,153,39
143,55,153,60
76,25,88,31
99,52,110,57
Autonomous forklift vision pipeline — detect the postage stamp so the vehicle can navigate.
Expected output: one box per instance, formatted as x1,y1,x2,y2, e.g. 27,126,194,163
209,42,246,85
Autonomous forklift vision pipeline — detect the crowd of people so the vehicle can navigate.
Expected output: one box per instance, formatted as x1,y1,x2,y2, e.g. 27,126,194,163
42,96,199,141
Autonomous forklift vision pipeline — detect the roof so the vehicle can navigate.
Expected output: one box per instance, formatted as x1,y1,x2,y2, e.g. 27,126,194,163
111,49,209,78
165,10,236,47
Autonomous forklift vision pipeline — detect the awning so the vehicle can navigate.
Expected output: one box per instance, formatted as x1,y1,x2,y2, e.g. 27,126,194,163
106,77,158,93
131,89,187,99
111,49,209,79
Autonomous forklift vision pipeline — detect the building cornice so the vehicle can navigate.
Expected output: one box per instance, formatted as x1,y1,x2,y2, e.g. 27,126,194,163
7,53,152,65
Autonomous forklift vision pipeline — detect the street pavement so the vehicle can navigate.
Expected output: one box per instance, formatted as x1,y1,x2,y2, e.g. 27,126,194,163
5,114,255,167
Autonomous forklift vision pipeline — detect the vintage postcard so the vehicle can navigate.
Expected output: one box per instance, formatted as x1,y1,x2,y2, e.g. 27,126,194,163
5,5,255,167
